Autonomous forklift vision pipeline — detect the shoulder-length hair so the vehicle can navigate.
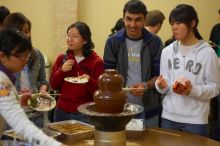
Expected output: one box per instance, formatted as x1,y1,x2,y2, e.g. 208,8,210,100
169,4,203,40
67,22,94,57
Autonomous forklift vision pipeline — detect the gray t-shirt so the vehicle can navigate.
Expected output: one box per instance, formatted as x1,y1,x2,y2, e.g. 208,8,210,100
126,38,143,106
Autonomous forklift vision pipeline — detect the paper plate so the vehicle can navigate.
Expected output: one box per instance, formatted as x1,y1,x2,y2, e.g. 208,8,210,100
27,94,56,112
64,77,88,84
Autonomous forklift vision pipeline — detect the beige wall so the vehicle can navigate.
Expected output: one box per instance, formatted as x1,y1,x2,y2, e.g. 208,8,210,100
78,0,220,57
1,0,77,64
1,0,220,62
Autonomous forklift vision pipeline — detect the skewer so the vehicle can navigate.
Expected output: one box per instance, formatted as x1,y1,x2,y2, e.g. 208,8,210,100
123,87,147,91
147,128,181,137
32,93,62,96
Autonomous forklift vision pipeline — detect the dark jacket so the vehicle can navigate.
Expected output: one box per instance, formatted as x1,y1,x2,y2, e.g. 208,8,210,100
103,28,163,117
210,23,220,51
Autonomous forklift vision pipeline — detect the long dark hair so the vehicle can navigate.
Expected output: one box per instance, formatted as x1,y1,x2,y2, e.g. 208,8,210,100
169,4,203,40
109,18,124,37
67,22,94,57
3,12,30,32
0,28,32,57
3,12,35,67
0,6,10,24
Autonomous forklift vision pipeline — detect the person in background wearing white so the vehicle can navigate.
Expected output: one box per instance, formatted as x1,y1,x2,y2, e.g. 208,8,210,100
0,28,67,146
155,4,220,137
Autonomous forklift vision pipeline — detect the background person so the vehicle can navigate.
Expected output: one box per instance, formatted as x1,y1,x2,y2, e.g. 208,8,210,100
145,10,165,34
3,12,48,128
155,4,220,137
109,18,124,37
208,8,220,141
209,9,220,57
0,6,10,30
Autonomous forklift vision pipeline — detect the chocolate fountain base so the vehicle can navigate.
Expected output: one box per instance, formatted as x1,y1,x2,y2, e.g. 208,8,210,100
94,129,126,146
78,102,143,131
78,102,143,146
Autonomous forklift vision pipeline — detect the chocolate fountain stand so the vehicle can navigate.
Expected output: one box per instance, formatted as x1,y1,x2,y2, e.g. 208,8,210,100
78,102,143,146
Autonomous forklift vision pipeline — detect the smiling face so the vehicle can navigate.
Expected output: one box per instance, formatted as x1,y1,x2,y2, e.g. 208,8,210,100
66,27,86,55
123,12,145,39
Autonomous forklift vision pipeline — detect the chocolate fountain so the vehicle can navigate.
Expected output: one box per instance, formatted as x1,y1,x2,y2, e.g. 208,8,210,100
78,69,143,146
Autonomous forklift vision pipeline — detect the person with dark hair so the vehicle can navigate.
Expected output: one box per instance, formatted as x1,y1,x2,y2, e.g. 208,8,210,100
109,18,124,37
50,22,104,123
0,28,67,146
145,10,165,34
0,6,10,30
3,12,48,128
208,8,220,141
209,9,220,56
104,0,163,127
155,4,220,137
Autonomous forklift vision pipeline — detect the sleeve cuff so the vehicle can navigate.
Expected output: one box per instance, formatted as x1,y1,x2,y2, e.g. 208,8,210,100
155,83,169,94
188,86,200,98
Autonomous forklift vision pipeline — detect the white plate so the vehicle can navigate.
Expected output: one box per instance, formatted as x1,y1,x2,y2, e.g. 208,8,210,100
27,94,56,112
64,77,88,84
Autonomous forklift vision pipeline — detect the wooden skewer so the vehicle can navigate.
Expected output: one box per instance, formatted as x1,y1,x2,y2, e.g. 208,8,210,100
123,87,147,91
147,128,181,137
31,93,61,96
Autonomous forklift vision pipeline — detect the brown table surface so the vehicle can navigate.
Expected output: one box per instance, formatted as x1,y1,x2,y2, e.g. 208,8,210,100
57,127,220,146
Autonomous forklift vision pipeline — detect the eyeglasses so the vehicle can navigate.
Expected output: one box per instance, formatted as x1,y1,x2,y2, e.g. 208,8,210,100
10,52,31,61
66,34,81,39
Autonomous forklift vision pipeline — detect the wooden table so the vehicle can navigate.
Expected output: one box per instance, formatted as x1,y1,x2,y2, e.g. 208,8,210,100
57,128,220,146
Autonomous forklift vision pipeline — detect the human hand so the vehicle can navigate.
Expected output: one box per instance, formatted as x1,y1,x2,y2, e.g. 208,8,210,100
129,83,146,97
19,89,32,106
172,78,192,95
61,59,75,72
79,74,90,81
155,75,168,89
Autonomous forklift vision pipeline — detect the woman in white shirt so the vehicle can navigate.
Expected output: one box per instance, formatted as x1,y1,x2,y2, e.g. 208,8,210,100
0,28,67,146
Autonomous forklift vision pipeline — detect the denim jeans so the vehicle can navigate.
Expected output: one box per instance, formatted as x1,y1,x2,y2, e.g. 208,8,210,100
53,108,91,124
28,112,44,128
145,115,159,127
161,118,208,137
134,111,159,128
209,94,220,140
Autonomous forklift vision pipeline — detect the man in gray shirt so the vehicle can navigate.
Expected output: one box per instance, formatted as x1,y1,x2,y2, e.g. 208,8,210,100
103,0,163,127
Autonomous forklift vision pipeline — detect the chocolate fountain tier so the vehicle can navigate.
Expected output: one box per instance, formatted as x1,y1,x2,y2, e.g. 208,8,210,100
77,102,143,132
94,69,126,113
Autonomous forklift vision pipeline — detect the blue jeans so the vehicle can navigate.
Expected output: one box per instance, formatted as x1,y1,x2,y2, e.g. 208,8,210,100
28,112,44,128
134,112,159,127
209,94,220,140
145,115,159,127
161,118,208,137
53,108,91,124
